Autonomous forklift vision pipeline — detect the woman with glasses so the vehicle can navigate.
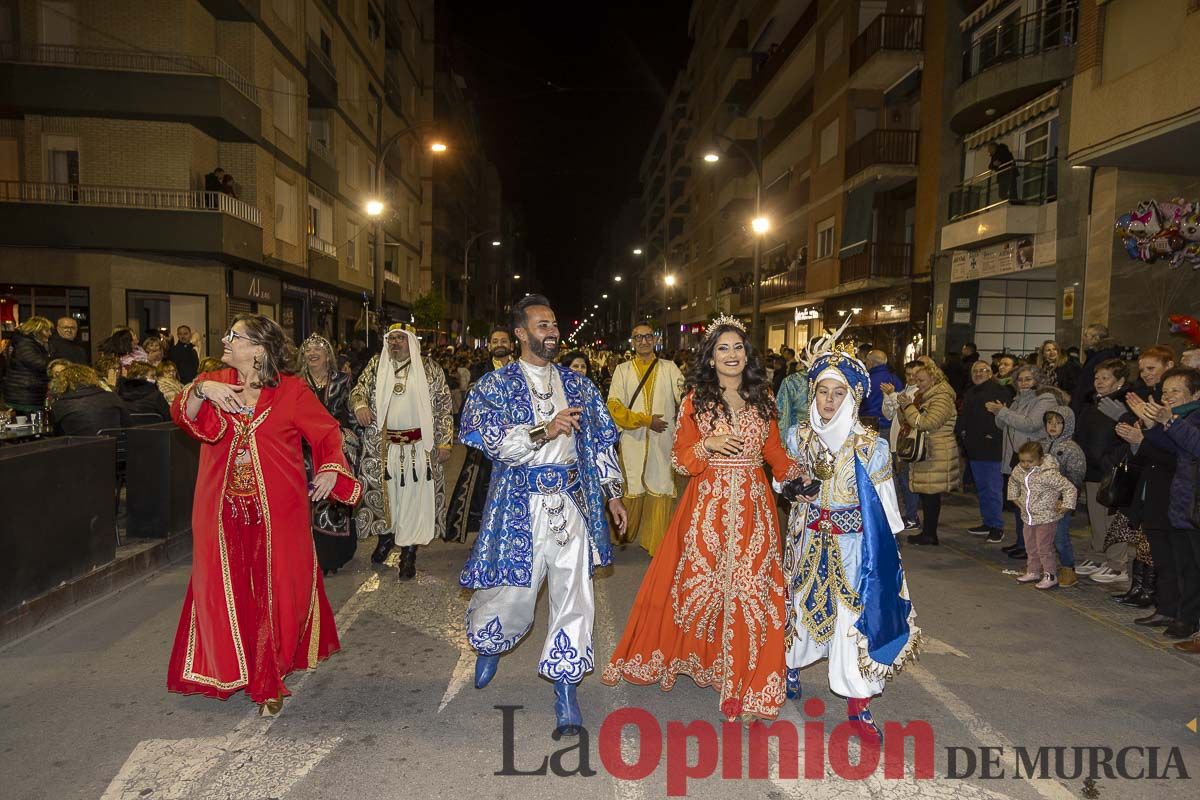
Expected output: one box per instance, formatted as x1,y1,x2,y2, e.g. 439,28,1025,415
169,315,362,716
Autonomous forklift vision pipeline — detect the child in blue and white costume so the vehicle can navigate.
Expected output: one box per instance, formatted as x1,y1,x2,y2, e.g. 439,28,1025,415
780,318,921,742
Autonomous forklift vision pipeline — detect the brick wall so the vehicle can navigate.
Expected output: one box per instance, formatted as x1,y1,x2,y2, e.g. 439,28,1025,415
1075,0,1104,75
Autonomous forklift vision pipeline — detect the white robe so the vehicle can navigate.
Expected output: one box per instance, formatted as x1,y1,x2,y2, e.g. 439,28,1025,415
607,357,684,497
385,386,436,546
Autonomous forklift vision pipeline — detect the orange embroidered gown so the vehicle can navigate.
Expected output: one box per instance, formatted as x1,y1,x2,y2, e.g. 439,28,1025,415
603,392,801,719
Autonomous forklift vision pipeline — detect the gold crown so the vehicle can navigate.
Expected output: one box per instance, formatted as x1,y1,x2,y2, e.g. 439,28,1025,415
705,313,747,341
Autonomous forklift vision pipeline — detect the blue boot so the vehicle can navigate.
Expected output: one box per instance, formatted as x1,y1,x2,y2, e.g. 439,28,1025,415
474,655,499,689
553,680,582,736
848,707,884,745
785,668,802,700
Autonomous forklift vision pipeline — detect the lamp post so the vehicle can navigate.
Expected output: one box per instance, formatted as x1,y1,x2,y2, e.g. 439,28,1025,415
364,120,446,329
704,117,767,347
461,230,499,346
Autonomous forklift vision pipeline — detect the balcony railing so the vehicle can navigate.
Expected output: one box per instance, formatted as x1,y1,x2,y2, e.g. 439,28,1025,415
739,266,807,306
0,43,259,103
844,129,919,180
961,3,1078,82
308,233,338,258
764,87,814,154
839,243,913,283
0,180,261,226
741,0,819,108
850,14,924,75
947,158,1058,221
309,136,334,163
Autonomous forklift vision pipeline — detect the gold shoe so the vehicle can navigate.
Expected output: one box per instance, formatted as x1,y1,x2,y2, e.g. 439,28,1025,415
258,695,284,716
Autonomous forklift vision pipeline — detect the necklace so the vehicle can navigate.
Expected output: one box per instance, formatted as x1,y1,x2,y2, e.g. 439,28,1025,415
520,361,556,420
807,430,836,480
392,361,409,396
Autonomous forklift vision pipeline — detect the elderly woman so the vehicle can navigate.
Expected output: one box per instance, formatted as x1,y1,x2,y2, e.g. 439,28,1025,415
897,357,960,545
169,315,361,714
987,364,1060,558
3,316,53,414
50,363,131,435
141,335,166,367
156,361,184,403
298,334,361,576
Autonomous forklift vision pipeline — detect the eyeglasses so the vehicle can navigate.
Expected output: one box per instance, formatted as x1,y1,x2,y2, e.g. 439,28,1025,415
632,334,657,342
222,329,256,345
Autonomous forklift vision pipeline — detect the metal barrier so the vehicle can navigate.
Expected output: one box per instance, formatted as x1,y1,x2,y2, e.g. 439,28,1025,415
961,3,1078,81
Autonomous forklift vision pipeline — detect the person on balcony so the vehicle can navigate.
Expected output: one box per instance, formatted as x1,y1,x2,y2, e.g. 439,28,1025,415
987,142,1017,201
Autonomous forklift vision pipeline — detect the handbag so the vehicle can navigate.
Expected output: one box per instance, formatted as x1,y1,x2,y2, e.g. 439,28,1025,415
1097,456,1141,509
896,424,927,463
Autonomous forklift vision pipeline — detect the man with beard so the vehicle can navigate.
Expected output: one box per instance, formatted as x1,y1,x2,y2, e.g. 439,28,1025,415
446,327,517,542
350,323,454,579
605,322,683,555
459,294,627,736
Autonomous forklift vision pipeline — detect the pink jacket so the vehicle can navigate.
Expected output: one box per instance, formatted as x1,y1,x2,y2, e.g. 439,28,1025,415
1007,455,1077,526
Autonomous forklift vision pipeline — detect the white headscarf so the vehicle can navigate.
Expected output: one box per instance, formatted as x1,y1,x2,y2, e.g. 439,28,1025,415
373,328,435,452
808,368,865,454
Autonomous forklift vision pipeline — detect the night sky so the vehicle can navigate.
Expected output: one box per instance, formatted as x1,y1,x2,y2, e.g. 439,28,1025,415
444,0,693,324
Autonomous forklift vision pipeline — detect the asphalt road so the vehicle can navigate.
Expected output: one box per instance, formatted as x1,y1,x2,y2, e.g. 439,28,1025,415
2,447,1198,799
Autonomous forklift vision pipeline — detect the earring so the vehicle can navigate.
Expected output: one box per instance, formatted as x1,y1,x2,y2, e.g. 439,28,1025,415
253,354,263,370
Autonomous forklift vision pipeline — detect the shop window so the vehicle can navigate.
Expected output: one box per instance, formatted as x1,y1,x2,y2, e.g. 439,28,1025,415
816,217,835,260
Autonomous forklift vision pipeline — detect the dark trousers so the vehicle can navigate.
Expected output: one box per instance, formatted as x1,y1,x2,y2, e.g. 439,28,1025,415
1145,527,1179,618
921,493,942,539
1168,528,1200,627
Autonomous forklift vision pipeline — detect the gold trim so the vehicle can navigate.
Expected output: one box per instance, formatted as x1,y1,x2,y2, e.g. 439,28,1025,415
317,462,356,482
177,383,229,444
306,555,320,668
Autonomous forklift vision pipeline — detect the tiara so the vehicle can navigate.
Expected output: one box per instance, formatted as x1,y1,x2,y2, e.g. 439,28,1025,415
705,313,747,341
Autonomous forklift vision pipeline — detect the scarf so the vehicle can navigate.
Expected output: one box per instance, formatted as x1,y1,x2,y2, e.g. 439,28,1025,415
373,330,435,452
1173,399,1200,418
808,369,865,453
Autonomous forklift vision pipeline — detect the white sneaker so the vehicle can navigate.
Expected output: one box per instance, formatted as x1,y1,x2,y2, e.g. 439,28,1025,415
1075,560,1102,576
1090,567,1128,584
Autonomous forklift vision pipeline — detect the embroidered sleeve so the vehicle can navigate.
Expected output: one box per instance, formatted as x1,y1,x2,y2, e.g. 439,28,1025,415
296,381,363,505
170,380,228,444
349,356,377,413
426,358,455,447
596,446,624,499
762,416,803,482
671,394,711,476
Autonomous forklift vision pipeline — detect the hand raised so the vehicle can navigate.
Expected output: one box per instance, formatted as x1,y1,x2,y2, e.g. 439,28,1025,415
201,381,246,414
546,407,583,439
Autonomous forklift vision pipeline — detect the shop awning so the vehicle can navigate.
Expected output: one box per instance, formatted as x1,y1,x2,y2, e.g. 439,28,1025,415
964,87,1061,150
960,0,1004,31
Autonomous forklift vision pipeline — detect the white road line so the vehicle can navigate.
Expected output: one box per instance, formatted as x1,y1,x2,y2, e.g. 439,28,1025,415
593,570,646,800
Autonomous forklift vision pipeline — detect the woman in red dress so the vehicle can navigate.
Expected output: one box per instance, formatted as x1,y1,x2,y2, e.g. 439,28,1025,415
603,317,804,721
169,315,360,714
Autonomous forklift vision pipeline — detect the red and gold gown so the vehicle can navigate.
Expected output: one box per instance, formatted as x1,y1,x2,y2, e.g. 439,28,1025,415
168,370,361,703
603,392,801,720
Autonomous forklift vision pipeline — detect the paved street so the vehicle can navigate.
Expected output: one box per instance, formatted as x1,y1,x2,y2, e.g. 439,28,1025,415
2,448,1198,799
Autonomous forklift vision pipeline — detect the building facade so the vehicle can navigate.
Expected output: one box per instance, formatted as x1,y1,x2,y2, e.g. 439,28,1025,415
0,0,435,360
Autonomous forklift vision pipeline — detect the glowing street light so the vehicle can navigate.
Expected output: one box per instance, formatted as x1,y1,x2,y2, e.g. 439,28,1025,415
365,199,385,217
633,248,643,255
593,304,599,309
491,240,501,247
703,152,720,163
614,275,622,282
430,141,448,153
664,274,677,287
752,216,770,235
602,294,608,299
513,274,521,280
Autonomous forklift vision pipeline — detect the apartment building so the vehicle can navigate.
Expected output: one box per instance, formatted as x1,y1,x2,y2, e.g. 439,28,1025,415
0,0,434,359
1062,0,1200,349
930,0,1087,360
638,0,935,360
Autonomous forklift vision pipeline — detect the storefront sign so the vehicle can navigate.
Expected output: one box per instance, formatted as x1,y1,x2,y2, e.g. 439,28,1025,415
935,303,945,329
1062,286,1075,320
794,306,821,322
230,270,281,304
951,236,1047,283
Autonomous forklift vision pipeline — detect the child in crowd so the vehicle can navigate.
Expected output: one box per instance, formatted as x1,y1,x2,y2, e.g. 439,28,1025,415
1008,441,1078,589
1044,406,1087,587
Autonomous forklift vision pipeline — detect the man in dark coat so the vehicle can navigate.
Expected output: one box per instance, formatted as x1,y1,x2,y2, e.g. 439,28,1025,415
167,324,200,384
115,363,171,422
1070,324,1122,413
863,349,902,435
987,142,1017,200
956,360,1014,541
48,316,89,364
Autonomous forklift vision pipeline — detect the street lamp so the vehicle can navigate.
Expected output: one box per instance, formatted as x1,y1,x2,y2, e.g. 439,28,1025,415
366,125,447,331
513,274,521,280
613,275,622,282
632,248,643,255
703,118,766,346
664,273,677,287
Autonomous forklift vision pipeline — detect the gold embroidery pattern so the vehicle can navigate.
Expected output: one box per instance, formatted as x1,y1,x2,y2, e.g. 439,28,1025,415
177,383,229,444
601,651,787,720
306,553,320,668
795,529,862,644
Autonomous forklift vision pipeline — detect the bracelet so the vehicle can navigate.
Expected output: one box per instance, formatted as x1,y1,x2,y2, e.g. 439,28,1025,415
193,381,206,400
529,423,549,443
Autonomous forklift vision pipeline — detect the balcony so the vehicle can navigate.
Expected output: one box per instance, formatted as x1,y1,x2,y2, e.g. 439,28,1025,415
0,181,263,264
306,43,338,108
739,266,806,307
307,233,339,284
848,14,924,91
844,129,919,185
951,4,1077,135
735,1,819,118
0,44,260,141
764,86,814,155
307,139,337,195
839,243,913,284
941,159,1058,249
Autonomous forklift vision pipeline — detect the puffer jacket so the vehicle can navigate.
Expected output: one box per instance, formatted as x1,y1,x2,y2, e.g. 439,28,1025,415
1007,454,1078,526
1044,405,1086,488
901,379,960,494
995,387,1058,474
2,330,50,409
1144,407,1200,531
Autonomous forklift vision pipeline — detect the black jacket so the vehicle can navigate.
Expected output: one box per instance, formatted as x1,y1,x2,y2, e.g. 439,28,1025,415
167,341,200,384
49,333,89,365
1074,388,1129,483
1070,338,1122,413
2,331,50,409
116,378,171,422
955,379,1013,461
52,386,131,436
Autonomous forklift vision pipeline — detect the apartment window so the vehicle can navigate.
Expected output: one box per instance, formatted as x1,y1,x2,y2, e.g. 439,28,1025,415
307,192,332,241
272,68,296,138
819,119,839,165
347,220,359,269
367,4,381,43
308,113,331,151
273,0,295,27
344,56,359,111
345,140,360,187
39,1,78,46
275,176,298,245
816,217,835,260
822,18,843,70
0,137,18,181
44,134,79,184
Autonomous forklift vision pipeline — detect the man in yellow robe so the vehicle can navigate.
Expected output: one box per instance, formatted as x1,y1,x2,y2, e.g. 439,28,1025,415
606,323,684,555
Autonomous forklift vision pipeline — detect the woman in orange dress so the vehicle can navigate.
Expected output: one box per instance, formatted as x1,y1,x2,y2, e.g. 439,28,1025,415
603,316,804,721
